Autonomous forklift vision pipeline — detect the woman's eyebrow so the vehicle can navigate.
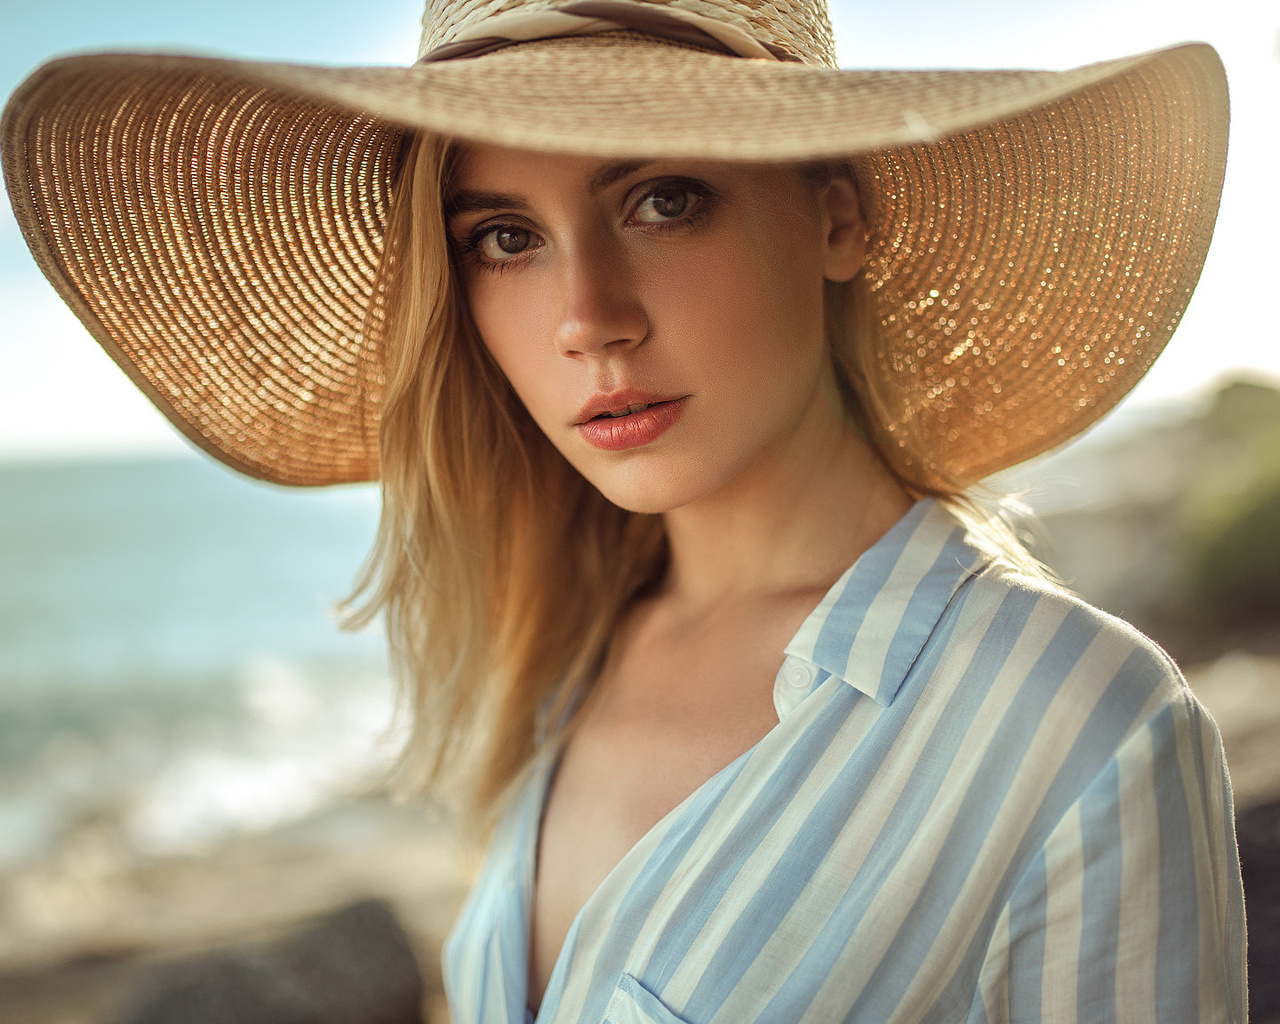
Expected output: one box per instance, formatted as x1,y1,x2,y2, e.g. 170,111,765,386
445,160,657,219
444,189,525,219
588,159,653,193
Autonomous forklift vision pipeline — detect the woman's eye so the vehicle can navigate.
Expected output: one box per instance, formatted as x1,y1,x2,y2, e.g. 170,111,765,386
634,186,697,224
477,225,534,262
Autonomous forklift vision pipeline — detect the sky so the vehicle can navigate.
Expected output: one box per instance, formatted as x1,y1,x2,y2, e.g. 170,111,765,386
0,0,1276,461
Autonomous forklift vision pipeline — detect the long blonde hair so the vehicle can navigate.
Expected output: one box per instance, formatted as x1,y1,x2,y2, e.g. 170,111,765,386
346,135,1043,837
345,135,666,835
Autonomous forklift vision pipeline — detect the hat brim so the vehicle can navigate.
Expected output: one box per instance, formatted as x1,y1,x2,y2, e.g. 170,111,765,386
2,36,1228,486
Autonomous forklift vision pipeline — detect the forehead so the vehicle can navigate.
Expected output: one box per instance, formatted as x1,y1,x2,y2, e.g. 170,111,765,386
451,142,647,186
444,142,812,217
446,143,658,212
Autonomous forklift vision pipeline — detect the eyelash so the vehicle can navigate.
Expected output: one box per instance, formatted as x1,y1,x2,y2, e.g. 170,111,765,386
457,178,718,275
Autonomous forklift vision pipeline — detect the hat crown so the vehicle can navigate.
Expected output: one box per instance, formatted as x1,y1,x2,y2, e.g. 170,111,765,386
417,0,837,67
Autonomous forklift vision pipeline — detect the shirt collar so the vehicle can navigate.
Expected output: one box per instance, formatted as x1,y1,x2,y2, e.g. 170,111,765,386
782,499,991,708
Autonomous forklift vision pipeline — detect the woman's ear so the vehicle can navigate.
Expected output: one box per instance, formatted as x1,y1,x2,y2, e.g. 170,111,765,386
820,176,868,283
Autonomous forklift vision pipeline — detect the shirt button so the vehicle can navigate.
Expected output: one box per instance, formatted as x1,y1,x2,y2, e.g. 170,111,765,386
783,661,815,690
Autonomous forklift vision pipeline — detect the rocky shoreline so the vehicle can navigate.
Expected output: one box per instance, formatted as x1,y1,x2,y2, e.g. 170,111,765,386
0,798,469,1023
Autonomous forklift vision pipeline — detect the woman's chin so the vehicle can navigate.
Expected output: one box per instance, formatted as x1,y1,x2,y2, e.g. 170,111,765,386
578,465,709,517
589,480,688,517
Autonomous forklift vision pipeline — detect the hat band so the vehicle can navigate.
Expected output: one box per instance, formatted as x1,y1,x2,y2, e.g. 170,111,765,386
418,0,802,64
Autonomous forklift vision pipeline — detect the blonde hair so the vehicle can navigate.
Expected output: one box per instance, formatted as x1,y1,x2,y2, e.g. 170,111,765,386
347,136,1045,837
346,135,666,836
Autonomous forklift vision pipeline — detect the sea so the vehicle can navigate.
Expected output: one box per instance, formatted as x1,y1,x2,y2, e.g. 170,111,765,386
0,453,396,870
0,399,1211,877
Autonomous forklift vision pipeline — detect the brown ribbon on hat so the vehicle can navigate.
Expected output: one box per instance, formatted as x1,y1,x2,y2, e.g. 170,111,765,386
418,0,802,63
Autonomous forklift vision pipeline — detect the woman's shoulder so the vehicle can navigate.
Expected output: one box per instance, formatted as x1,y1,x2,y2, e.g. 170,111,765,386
969,552,1184,680
835,498,1193,727
913,555,1229,843
932,553,1202,751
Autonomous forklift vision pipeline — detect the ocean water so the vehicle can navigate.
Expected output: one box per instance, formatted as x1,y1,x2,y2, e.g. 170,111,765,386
0,454,396,867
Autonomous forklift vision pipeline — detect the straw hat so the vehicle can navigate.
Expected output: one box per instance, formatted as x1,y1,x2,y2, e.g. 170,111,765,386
1,0,1228,489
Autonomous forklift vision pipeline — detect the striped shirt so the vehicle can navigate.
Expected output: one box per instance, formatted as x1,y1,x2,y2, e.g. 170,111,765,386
444,499,1247,1023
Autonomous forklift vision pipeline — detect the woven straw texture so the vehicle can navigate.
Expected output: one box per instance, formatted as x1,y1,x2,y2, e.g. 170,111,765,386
852,47,1227,487
418,0,838,65
1,29,1227,487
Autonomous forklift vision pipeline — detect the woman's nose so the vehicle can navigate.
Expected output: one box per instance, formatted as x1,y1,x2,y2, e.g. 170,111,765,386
552,235,649,359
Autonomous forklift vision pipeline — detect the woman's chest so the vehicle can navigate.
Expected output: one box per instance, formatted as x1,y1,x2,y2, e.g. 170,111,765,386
529,643,785,1007
448,673,1015,1024
532,593,816,948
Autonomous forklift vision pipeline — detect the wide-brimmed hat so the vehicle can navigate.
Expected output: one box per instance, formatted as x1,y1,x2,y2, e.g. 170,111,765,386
2,0,1228,489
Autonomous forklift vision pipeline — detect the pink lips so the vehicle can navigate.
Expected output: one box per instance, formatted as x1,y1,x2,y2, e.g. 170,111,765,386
575,392,688,451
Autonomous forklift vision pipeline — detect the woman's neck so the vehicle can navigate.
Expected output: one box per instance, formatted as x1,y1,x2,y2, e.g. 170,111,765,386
659,413,913,611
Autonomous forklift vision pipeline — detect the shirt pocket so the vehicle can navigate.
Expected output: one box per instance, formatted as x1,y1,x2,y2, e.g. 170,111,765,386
601,973,692,1024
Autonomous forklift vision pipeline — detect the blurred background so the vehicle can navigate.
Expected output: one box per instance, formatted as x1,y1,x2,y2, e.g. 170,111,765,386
1,0,1277,1021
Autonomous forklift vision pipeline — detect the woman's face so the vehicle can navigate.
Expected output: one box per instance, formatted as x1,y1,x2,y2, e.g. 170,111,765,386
446,143,866,515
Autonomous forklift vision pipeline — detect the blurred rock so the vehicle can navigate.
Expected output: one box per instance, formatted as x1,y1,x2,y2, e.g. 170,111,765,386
1238,799,1280,1023
109,899,424,1024
1004,375,1280,663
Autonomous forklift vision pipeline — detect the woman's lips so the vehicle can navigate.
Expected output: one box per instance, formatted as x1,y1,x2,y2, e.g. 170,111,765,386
577,396,688,451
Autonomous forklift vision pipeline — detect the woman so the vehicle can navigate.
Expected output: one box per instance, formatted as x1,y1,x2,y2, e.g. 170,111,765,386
2,1,1246,1021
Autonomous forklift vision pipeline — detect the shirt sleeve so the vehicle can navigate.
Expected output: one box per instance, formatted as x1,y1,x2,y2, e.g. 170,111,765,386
968,689,1247,1024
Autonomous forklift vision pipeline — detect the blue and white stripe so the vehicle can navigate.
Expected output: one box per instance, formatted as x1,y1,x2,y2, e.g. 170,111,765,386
444,499,1247,1024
